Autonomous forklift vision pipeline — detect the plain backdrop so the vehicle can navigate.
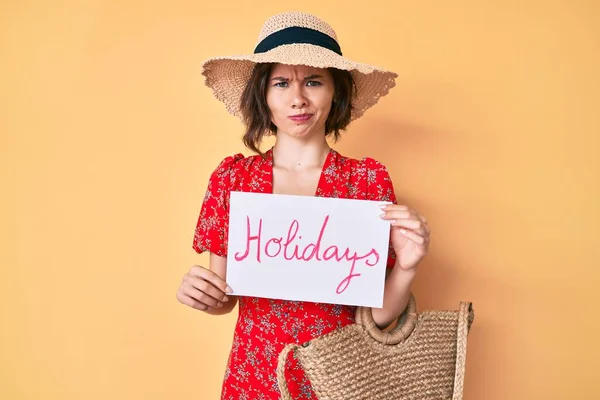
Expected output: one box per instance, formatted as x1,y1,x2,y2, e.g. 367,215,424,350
2,1,599,399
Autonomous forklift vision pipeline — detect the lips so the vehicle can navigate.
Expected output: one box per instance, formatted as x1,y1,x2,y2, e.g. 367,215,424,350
288,113,313,122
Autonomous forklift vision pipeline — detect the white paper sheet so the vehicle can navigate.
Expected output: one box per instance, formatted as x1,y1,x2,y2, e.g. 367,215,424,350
226,191,392,308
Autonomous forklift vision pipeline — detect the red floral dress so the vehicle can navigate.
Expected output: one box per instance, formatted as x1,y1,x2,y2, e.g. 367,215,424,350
192,147,397,400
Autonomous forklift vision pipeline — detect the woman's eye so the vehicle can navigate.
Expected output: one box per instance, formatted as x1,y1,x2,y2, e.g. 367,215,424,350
274,82,289,87
307,81,322,87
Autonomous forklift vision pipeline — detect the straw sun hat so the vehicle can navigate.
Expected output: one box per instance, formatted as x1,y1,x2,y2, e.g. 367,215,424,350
201,11,398,121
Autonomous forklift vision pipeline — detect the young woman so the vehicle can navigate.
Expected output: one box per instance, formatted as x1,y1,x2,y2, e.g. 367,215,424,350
176,12,430,399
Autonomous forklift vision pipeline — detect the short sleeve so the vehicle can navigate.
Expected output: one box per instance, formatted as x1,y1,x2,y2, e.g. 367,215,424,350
192,154,244,257
364,158,398,269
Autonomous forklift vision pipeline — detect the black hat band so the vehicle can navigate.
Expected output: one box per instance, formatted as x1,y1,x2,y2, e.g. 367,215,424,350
254,26,343,56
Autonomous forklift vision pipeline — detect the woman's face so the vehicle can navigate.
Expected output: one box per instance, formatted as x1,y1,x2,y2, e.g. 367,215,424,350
266,63,335,139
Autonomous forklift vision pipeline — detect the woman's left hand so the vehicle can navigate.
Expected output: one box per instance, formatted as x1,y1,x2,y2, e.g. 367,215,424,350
380,204,430,270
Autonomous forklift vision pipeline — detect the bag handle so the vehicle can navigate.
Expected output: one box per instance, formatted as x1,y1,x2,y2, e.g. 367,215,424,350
356,293,418,345
276,342,300,400
452,301,474,400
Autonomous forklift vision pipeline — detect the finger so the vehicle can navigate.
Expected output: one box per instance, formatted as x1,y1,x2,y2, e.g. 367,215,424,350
380,210,419,221
382,208,427,224
416,214,430,232
181,294,219,312
380,204,410,212
384,210,430,235
423,223,431,236
181,285,223,308
411,221,430,237
397,228,427,245
176,291,212,311
189,265,232,294
417,227,430,239
184,276,230,303
381,206,429,224
390,218,423,231
409,225,429,238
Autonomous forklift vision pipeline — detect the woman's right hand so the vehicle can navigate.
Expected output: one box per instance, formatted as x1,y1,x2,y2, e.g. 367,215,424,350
176,265,232,312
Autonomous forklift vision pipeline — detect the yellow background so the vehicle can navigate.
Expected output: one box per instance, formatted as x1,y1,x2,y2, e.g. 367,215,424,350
2,1,599,399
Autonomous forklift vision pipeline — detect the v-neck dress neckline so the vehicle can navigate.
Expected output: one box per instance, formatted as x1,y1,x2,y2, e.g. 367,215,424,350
264,146,336,197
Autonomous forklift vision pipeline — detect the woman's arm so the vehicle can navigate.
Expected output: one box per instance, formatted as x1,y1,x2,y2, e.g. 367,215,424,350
177,253,238,315
372,203,430,328
372,267,416,328
205,253,238,315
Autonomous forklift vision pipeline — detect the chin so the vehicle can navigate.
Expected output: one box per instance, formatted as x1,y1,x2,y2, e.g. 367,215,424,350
283,124,321,138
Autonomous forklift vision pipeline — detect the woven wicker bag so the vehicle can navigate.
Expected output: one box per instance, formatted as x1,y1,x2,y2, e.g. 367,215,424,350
276,295,474,400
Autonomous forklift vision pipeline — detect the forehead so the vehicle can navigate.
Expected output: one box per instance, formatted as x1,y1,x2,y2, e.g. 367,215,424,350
269,63,331,78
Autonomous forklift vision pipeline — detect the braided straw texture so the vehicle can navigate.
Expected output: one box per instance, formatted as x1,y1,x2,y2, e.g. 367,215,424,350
277,300,474,400
201,12,398,122
254,11,339,45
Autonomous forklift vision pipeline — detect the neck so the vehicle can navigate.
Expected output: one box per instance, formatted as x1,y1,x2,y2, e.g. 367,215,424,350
272,134,330,171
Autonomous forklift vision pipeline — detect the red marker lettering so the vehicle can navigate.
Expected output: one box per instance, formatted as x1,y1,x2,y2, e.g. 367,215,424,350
234,216,263,262
265,237,282,258
234,214,380,293
283,220,301,261
301,215,328,261
333,248,380,294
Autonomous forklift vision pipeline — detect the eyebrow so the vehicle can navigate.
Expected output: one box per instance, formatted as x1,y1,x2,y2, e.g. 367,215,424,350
270,74,324,81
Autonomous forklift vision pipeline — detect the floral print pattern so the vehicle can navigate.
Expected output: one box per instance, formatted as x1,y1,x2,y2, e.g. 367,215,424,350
193,147,397,399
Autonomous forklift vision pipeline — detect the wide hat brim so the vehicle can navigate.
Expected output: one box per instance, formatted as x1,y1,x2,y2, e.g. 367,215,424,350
201,43,398,122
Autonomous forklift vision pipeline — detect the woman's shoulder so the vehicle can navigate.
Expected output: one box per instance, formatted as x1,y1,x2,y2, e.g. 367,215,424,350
205,153,263,194
211,152,266,173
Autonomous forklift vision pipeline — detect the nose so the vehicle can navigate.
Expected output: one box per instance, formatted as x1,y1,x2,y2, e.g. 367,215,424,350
290,84,308,109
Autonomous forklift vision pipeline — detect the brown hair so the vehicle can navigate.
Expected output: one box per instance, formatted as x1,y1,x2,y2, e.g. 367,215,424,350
239,63,356,155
